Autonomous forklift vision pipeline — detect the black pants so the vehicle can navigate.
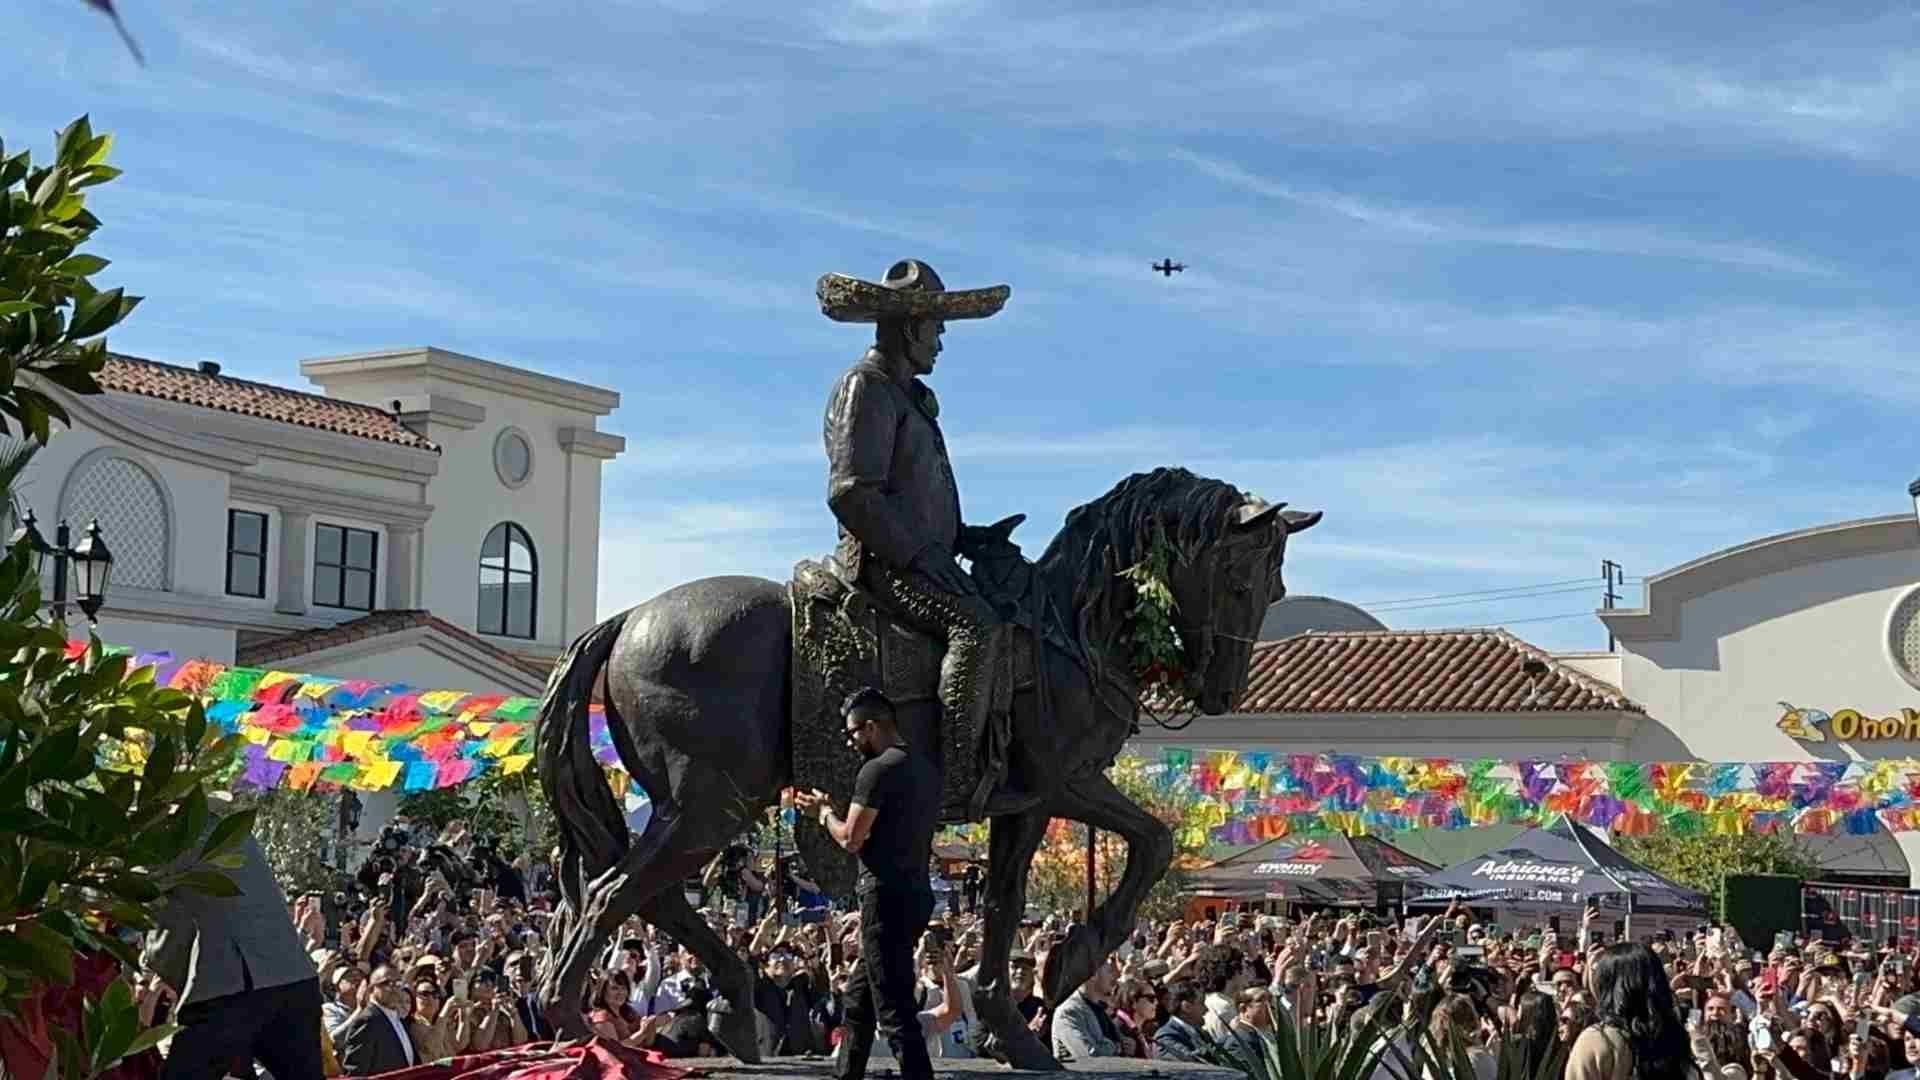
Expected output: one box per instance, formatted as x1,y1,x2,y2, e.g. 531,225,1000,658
836,886,935,1080
160,977,323,1080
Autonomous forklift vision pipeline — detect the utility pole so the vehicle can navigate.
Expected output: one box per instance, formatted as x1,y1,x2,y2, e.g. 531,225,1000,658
1602,559,1624,651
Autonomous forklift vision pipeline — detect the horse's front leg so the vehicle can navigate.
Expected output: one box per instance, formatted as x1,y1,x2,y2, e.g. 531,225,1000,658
971,807,1061,1071
1041,773,1173,1008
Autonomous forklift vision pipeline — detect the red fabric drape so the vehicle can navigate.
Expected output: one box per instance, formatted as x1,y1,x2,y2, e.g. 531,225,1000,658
0,950,162,1080
364,1038,688,1080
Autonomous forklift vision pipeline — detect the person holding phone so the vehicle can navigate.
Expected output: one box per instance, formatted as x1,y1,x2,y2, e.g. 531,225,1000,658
794,687,941,1080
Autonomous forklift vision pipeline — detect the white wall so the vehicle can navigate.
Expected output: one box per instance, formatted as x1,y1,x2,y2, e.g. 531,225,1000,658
27,421,234,600
282,641,530,693
92,614,234,664
1619,547,1920,762
299,357,617,655
407,384,597,651
1618,545,1920,878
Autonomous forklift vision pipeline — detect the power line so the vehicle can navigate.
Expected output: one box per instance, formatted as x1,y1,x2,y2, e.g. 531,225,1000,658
1446,611,1600,629
1371,583,1607,613
1351,576,1643,610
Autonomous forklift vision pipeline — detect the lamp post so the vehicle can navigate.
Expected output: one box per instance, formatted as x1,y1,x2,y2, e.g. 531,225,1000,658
8,510,114,623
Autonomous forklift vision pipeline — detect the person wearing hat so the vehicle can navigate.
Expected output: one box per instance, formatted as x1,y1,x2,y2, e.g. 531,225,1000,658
817,258,1026,821
1009,951,1044,1025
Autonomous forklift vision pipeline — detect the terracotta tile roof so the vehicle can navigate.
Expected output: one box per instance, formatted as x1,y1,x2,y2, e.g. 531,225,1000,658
99,353,438,451
1235,628,1642,714
237,609,551,681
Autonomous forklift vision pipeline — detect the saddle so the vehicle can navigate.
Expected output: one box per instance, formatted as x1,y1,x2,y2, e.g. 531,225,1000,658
788,543,1043,898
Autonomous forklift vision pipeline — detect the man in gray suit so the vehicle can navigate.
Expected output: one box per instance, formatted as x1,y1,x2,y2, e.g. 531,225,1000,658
1050,960,1129,1061
143,825,322,1080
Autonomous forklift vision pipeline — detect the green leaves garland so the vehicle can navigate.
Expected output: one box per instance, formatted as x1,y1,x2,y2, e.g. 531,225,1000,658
1118,524,1185,693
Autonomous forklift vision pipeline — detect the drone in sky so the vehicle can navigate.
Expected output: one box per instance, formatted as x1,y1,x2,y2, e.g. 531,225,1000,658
1152,259,1186,277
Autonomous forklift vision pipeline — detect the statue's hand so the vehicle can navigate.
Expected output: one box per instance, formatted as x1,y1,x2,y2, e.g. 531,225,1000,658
911,546,978,597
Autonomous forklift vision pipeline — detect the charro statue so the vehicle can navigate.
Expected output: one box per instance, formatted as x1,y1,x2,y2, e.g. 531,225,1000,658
533,252,1322,1071
817,258,1025,822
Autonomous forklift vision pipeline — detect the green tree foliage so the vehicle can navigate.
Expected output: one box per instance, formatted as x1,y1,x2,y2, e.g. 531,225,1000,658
399,768,557,861
232,788,342,897
1023,766,1199,921
1,116,140,444
0,117,248,1079
0,602,254,1077
1617,830,1820,921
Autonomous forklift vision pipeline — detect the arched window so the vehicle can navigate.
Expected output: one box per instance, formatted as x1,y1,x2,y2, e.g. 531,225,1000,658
62,452,171,591
478,522,537,639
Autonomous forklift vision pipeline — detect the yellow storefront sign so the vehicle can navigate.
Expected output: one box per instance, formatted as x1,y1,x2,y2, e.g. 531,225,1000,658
1778,702,1920,743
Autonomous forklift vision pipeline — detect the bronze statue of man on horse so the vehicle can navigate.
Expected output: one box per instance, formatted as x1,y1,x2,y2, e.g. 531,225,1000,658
532,258,1322,1070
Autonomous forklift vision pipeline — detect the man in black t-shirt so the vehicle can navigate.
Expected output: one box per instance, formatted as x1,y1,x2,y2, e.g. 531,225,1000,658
796,687,940,1080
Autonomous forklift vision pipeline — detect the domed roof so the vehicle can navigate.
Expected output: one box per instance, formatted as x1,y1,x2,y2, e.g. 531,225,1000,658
1258,594,1387,640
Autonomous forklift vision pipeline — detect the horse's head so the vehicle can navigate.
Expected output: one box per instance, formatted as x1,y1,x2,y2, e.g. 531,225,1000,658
1040,468,1323,717
1165,497,1321,714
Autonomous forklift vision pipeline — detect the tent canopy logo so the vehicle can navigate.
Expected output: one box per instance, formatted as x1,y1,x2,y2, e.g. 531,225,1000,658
1470,859,1585,885
1253,840,1332,876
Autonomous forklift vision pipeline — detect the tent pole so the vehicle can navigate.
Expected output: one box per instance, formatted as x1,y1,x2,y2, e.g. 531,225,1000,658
1086,826,1097,920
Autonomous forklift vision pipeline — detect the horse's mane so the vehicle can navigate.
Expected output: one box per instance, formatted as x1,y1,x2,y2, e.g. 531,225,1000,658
1036,467,1246,684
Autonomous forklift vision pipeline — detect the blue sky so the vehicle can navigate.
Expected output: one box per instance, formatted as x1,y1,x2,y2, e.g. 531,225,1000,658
8,0,1920,652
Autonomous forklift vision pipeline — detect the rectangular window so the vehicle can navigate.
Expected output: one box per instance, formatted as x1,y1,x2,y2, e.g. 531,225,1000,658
314,523,378,611
225,510,269,598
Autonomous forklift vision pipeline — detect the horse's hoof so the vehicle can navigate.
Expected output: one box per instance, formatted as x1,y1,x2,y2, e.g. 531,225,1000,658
711,1002,761,1062
1040,923,1103,1004
996,1029,1061,1072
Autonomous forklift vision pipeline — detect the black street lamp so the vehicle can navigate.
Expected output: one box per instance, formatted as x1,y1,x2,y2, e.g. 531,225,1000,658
8,510,114,623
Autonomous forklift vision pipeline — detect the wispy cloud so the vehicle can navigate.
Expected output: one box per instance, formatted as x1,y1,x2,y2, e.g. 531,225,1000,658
1173,149,1834,276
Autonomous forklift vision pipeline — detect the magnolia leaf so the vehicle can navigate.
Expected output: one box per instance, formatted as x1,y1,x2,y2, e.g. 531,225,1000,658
201,807,256,861
178,870,241,898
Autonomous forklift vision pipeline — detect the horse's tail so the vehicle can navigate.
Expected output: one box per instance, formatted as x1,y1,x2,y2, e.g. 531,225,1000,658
537,611,629,919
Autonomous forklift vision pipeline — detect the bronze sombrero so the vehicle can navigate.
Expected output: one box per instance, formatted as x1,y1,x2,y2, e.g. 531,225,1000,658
816,258,1010,324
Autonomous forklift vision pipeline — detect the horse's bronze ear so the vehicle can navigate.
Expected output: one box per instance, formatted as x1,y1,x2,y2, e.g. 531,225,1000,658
1281,509,1323,534
1232,500,1284,530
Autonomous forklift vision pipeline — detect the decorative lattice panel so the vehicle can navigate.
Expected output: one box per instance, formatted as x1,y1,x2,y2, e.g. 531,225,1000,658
1891,588,1920,686
64,457,169,590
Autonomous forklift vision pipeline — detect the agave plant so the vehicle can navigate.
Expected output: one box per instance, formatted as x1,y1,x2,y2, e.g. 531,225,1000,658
1193,1004,1402,1080
1373,1024,1570,1080
1190,991,1571,1080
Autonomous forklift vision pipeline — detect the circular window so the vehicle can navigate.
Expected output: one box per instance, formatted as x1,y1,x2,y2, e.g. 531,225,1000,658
1888,586,1920,689
494,428,533,488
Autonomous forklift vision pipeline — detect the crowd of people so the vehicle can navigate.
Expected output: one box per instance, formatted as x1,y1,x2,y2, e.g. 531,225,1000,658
98,805,1920,1080
298,830,1920,1080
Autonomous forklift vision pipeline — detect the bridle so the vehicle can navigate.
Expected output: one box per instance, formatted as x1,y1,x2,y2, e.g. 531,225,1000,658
1138,531,1278,732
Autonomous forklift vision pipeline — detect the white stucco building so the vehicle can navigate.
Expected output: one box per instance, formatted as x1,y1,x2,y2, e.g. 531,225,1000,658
16,346,625,697
1594,513,1920,883
1153,514,1920,880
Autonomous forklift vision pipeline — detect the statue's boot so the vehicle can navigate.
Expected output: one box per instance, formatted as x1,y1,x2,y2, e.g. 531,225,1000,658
940,624,1045,821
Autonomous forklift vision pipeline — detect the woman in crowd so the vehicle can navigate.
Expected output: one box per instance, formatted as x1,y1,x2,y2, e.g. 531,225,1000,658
1428,993,1497,1080
1512,990,1561,1078
1569,942,1697,1080
586,969,673,1049
1561,998,1596,1050
1114,977,1160,1059
407,976,462,1063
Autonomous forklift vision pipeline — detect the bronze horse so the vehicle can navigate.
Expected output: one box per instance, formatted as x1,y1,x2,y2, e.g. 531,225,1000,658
534,467,1319,1067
